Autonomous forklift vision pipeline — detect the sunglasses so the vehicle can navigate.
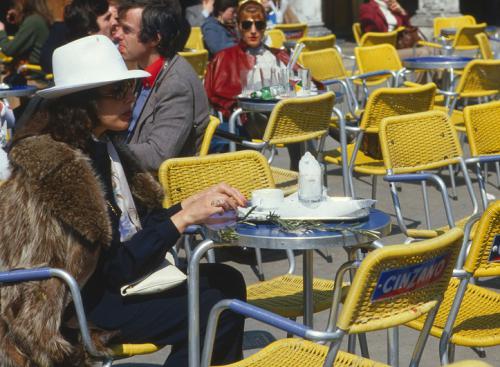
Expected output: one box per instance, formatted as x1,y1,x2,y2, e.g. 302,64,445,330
99,80,135,100
240,20,266,31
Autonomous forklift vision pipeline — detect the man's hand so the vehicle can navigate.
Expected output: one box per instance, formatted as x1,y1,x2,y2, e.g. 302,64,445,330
202,0,214,15
387,0,407,15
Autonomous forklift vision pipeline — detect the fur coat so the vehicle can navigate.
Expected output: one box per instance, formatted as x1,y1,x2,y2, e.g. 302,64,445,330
0,134,164,366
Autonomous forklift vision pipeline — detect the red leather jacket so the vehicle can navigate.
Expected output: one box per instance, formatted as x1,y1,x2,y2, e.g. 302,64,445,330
359,0,410,33
204,42,290,118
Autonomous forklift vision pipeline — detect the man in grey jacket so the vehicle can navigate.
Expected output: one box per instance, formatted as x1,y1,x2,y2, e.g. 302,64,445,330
115,0,210,171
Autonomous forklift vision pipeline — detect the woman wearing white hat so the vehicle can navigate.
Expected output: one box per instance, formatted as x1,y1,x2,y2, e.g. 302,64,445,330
0,35,246,366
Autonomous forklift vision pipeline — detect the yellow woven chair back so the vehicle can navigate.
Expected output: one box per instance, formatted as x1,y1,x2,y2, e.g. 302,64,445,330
463,200,500,278
379,110,462,174
464,100,500,157
299,48,348,81
185,26,205,50
355,44,402,76
263,92,335,145
352,22,363,45
158,150,275,207
433,15,477,39
265,29,286,48
476,33,494,59
359,82,436,134
273,23,308,40
297,34,336,52
359,29,398,47
455,59,500,98
199,115,221,156
178,50,209,79
338,227,463,333
452,23,487,49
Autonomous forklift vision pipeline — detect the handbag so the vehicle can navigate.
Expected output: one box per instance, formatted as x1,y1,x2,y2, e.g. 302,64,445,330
360,133,383,160
120,252,187,296
396,26,422,49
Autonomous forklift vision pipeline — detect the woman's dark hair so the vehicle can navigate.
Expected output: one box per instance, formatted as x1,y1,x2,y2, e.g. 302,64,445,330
13,89,101,152
119,0,189,59
64,0,109,41
213,0,238,17
21,0,53,25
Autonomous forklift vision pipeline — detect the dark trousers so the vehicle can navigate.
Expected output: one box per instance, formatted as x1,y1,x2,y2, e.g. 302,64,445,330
87,263,246,366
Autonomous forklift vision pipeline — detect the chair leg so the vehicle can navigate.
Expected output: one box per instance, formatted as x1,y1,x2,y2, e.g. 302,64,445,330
347,334,356,354
448,164,457,200
102,358,113,367
358,333,370,358
255,248,265,281
206,248,216,263
421,180,431,229
387,327,399,367
448,343,456,363
496,162,500,189
371,175,377,200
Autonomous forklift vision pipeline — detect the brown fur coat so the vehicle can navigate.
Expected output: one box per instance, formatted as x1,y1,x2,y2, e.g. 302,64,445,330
0,135,164,366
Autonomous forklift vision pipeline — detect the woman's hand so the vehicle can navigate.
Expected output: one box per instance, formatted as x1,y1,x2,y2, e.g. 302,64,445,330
0,22,5,32
387,0,406,15
172,183,247,233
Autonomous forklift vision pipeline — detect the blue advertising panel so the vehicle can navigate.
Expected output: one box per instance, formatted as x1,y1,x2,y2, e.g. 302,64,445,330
488,235,500,263
371,252,451,303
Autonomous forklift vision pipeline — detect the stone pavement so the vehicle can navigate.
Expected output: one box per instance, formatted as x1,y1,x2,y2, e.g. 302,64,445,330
112,42,500,367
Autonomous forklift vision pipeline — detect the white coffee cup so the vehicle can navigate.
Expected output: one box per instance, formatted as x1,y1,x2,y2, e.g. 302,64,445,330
251,189,284,210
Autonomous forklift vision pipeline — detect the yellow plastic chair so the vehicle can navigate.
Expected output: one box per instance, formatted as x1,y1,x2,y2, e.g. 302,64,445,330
463,100,500,209
158,150,336,317
354,44,403,88
297,34,336,52
420,23,487,54
178,49,209,79
199,115,221,156
273,23,308,40
359,29,399,47
323,83,436,199
228,92,335,195
405,200,500,365
265,29,286,49
352,22,363,45
201,227,464,367
443,59,500,133
432,15,477,40
476,33,494,59
379,110,480,240
445,361,493,367
185,26,206,51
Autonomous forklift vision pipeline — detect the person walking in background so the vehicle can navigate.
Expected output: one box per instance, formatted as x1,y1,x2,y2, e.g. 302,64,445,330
201,0,238,56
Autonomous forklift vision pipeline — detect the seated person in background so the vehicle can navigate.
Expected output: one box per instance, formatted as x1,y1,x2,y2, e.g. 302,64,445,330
0,35,246,366
186,0,214,27
0,0,52,65
65,0,118,41
115,0,209,171
201,0,238,56
359,0,409,33
205,0,289,120
205,1,303,168
40,0,118,73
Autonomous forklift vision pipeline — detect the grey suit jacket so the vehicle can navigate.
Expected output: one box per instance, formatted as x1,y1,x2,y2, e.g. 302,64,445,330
127,55,210,171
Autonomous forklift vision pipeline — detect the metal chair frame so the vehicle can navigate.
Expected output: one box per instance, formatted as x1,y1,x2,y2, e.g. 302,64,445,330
379,110,479,242
200,228,464,367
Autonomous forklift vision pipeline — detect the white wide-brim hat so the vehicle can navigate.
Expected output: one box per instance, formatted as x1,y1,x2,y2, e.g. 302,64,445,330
37,35,150,99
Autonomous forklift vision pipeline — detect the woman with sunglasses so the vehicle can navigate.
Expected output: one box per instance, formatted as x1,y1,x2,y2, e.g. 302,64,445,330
0,35,246,366
204,0,289,121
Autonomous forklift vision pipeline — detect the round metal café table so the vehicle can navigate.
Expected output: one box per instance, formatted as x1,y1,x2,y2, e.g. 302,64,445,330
402,56,473,92
228,209,391,327
0,85,37,99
